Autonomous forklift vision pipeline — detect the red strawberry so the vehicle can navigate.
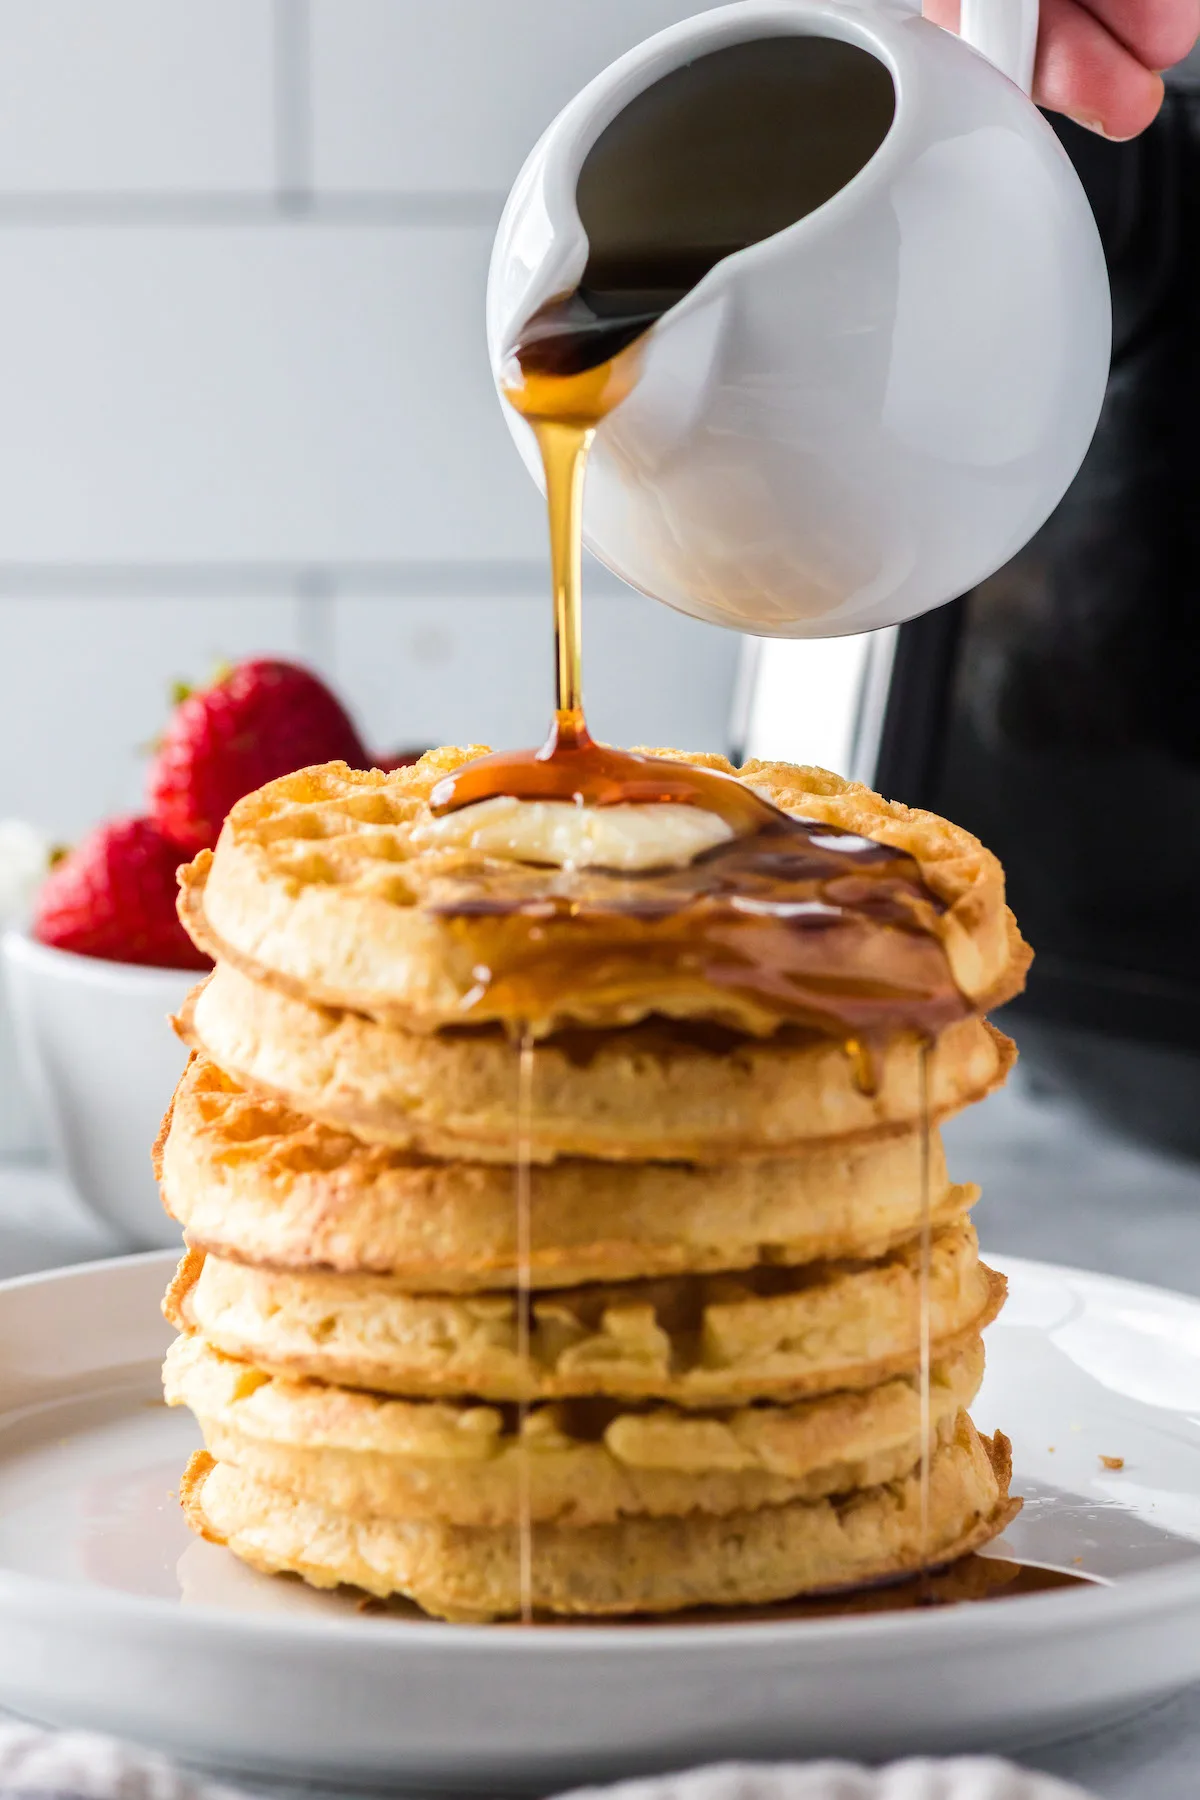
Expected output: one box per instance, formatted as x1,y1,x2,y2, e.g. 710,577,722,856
147,659,369,854
33,817,210,970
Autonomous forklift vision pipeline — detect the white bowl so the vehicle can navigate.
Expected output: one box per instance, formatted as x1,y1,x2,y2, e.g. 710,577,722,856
1,931,196,1250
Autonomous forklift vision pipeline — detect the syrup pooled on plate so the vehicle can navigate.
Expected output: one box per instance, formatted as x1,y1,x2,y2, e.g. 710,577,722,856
357,1559,1100,1626
632,1558,1100,1625
578,1557,1100,1626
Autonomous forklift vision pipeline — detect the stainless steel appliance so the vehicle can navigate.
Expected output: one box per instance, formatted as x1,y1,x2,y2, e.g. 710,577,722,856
739,60,1200,1157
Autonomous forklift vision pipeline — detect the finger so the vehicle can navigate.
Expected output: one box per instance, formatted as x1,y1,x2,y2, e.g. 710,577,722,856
923,0,1166,138
922,0,1200,70
1035,0,1166,136
1077,0,1200,73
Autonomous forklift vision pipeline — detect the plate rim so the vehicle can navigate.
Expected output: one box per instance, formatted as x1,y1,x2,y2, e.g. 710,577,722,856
2,1246,1200,1656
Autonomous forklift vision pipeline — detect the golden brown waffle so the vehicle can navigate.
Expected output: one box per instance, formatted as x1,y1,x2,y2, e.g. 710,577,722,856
177,749,1030,1039
165,1223,1002,1407
165,1331,983,1527
177,964,1015,1163
159,1055,977,1288
180,1416,1018,1620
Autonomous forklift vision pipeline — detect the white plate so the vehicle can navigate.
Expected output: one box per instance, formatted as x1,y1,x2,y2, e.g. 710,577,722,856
2,1250,1200,1791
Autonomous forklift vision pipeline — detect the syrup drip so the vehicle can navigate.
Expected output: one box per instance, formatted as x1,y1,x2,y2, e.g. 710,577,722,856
844,1035,882,1098
430,843,967,1048
515,1030,536,1627
917,1041,933,1582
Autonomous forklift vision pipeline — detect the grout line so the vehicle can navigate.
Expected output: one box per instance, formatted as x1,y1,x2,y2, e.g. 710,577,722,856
0,191,506,227
294,569,337,672
273,0,313,211
0,562,634,598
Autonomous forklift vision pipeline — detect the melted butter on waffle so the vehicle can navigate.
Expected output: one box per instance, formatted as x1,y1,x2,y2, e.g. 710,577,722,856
412,794,736,872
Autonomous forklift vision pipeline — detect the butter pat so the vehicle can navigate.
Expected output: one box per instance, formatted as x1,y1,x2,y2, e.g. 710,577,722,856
414,795,734,871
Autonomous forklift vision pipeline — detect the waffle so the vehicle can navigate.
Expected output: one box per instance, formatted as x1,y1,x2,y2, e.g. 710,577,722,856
177,749,1031,1039
159,1055,977,1288
181,1416,1017,1620
165,1222,1001,1407
165,1332,984,1527
165,747,1025,1620
177,963,1016,1163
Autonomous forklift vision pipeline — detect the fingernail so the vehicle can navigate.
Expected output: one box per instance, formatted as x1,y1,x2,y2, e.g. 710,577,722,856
1068,114,1145,142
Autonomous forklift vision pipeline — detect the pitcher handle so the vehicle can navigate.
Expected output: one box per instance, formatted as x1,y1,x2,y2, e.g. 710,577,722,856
959,0,1039,93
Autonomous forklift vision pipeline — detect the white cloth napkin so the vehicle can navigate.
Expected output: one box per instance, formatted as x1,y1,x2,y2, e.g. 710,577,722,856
0,1731,1099,1800
558,1765,1098,1800
0,1724,243,1800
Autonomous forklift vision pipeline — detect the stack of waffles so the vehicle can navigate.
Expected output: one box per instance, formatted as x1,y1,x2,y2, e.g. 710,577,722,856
159,748,1028,1621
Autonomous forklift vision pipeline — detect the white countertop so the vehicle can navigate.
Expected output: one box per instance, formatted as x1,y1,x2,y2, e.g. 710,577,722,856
3,1074,1200,1800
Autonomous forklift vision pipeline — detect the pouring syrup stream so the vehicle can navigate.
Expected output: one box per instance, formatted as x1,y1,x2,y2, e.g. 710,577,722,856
428,320,782,829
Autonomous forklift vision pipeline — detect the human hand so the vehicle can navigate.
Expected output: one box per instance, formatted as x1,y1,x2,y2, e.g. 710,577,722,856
924,0,1200,137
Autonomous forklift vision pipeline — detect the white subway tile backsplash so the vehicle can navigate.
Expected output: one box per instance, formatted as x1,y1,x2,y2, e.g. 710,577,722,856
0,596,303,839
0,3,745,820
331,591,739,760
0,225,543,564
310,0,722,196
0,0,276,194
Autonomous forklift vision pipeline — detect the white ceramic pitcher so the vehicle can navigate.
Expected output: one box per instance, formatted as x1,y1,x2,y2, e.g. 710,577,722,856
487,0,1111,638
